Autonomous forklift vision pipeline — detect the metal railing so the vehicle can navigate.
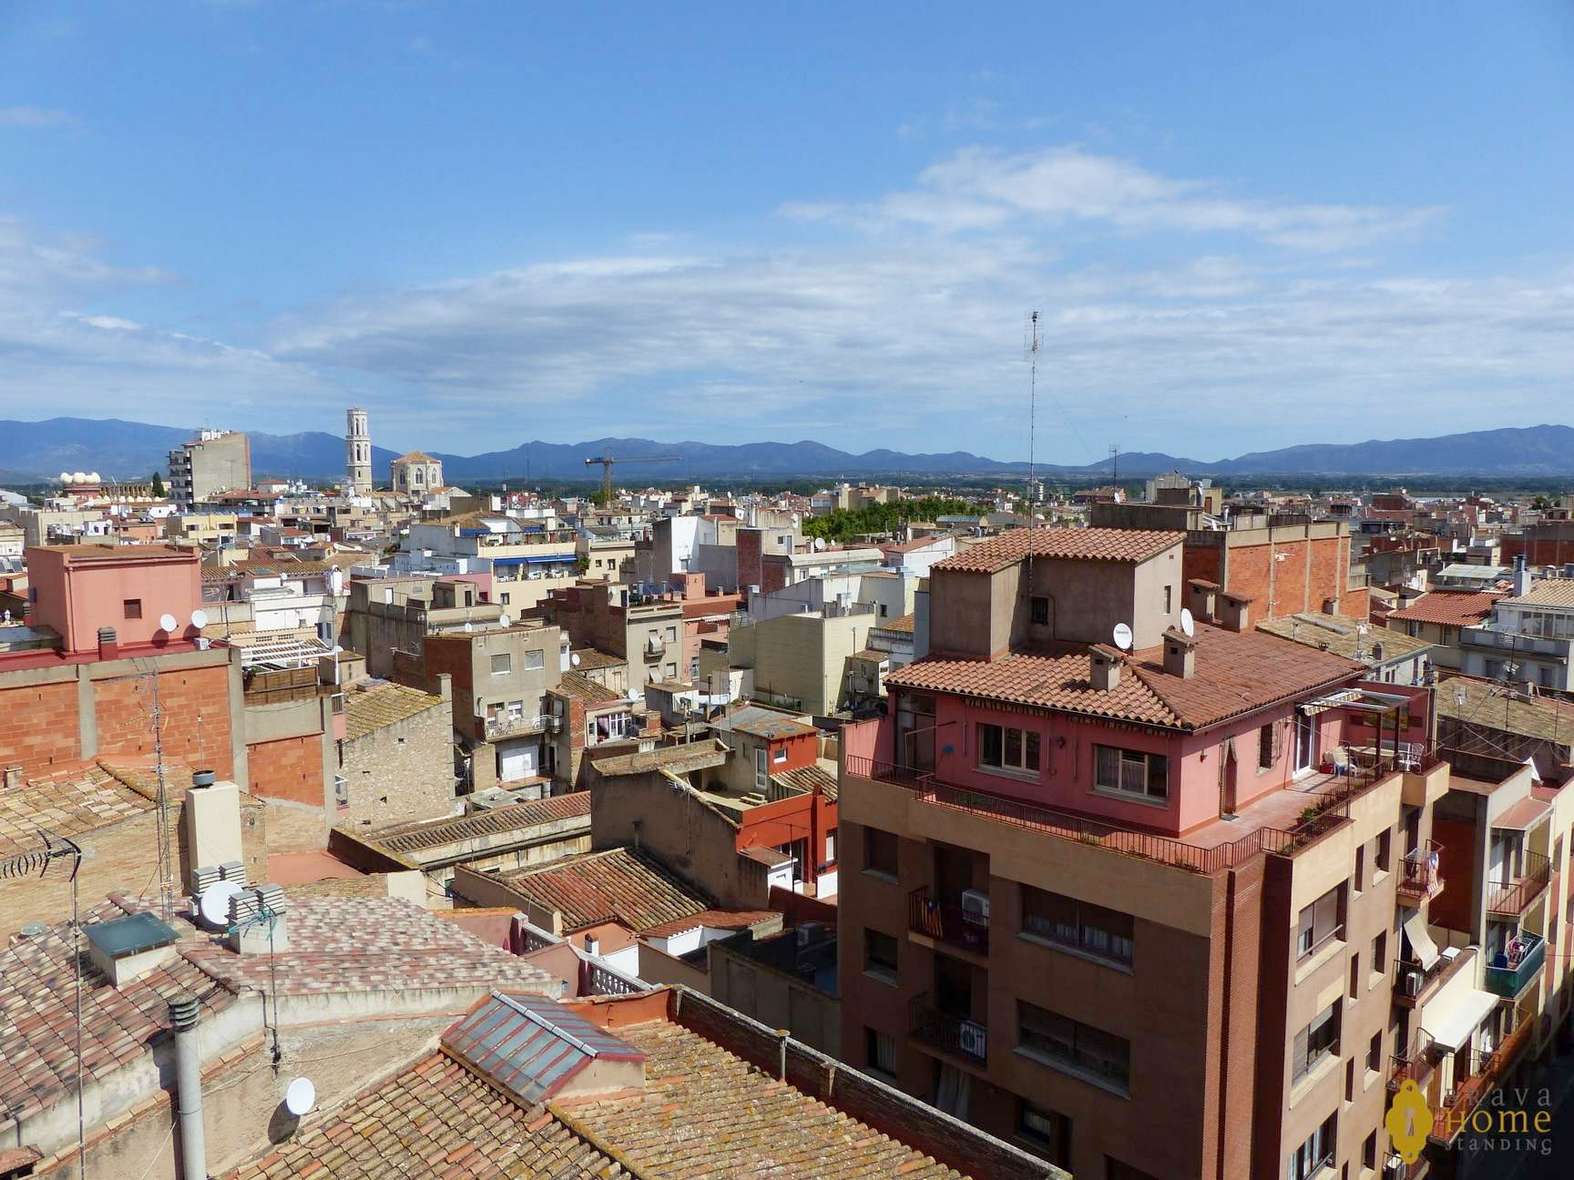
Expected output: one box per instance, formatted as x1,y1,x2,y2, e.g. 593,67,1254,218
1431,1003,1535,1144
909,993,988,1064
1393,948,1469,1007
908,886,990,954
1484,932,1546,998
1398,841,1443,901
483,713,549,740
1486,851,1551,916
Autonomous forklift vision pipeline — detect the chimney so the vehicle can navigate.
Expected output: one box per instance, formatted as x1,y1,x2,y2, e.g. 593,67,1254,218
1218,591,1252,633
184,774,243,892
1187,579,1219,623
584,933,600,957
1089,645,1123,692
1513,554,1531,597
97,626,118,661
2,764,22,790
169,994,208,1180
1162,628,1196,679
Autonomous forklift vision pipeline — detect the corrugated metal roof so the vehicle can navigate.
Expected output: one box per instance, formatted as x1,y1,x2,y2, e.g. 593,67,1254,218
442,991,644,1106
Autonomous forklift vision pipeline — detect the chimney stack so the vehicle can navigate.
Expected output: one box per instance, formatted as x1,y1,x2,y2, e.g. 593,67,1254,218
584,933,600,957
97,626,119,661
1187,580,1219,624
1089,645,1123,692
1513,554,1531,598
2,764,22,790
169,993,208,1180
1162,628,1196,679
1218,592,1252,633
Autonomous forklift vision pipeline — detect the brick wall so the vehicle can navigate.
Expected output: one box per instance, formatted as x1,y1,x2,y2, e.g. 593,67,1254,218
338,695,454,828
94,666,235,778
247,734,325,807
0,679,80,776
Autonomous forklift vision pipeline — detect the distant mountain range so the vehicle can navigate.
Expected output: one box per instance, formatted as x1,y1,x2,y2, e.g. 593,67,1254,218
1,417,1572,484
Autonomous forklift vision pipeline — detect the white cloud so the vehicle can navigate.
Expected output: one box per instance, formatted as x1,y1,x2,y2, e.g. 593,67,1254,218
0,106,77,128
0,145,1567,460
788,145,1443,252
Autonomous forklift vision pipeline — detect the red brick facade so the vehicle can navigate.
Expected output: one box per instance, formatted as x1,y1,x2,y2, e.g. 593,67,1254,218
247,734,326,806
0,681,80,777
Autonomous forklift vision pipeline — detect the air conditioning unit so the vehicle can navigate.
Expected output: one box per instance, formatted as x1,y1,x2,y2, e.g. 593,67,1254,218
958,1019,987,1058
1401,969,1423,997
960,889,990,925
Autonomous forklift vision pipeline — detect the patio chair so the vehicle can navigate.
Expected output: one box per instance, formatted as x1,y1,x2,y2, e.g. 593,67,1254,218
1328,747,1352,778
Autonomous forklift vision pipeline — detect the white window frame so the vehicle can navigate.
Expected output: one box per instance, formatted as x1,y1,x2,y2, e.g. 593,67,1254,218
978,723,1040,778
1093,744,1168,803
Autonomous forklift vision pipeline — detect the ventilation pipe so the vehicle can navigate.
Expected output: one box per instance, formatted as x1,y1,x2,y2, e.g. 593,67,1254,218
169,994,207,1180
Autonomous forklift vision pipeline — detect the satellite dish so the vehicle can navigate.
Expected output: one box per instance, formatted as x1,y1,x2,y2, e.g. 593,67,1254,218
159,613,179,634
627,688,642,701
197,880,243,930
1179,608,1195,638
499,612,511,628
1112,623,1134,651
570,652,581,667
284,1076,316,1117
190,609,208,630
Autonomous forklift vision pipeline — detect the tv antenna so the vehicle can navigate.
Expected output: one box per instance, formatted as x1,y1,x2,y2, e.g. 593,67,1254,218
1109,444,1120,486
1026,310,1040,524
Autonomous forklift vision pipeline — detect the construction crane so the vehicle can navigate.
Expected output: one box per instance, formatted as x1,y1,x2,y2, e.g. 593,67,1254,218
583,453,679,503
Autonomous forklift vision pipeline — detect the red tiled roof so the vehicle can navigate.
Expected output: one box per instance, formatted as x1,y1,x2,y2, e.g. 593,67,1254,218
495,847,710,933
553,670,625,705
365,792,591,854
888,623,1360,731
1386,591,1502,627
934,527,1183,573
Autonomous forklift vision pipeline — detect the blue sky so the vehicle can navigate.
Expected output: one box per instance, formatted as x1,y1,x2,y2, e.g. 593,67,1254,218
2,1,1572,462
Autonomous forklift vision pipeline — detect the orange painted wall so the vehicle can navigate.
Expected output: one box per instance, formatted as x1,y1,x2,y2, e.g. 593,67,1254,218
246,734,325,806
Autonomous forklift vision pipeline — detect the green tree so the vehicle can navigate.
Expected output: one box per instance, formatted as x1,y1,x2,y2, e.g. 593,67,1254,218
150,470,166,498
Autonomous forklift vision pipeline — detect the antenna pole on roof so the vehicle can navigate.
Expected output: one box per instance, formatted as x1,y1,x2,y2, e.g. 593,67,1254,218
144,668,176,925
1110,443,1120,488
1026,310,1040,528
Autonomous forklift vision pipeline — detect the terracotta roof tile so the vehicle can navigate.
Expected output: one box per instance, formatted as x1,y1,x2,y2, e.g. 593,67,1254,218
935,527,1183,573
888,623,1361,731
1501,579,1574,609
343,680,443,741
770,762,839,801
552,671,624,706
365,793,591,855
492,848,710,934
1387,591,1503,627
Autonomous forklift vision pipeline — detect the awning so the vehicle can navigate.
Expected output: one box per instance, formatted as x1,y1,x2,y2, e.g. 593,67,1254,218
1493,795,1550,831
1300,689,1362,716
491,553,573,566
1402,912,1440,971
1426,988,1501,1052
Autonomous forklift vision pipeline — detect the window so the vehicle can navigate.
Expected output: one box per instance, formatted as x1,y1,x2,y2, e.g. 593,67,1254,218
1362,1131,1377,1170
864,826,898,877
1288,1113,1336,1180
1259,723,1277,769
1016,1100,1071,1166
1094,744,1169,802
1371,931,1387,976
1353,845,1364,894
123,598,143,620
825,828,837,863
977,723,1041,775
1162,585,1172,613
490,653,511,675
865,1027,897,1079
1017,1001,1130,1091
1021,885,1134,966
1376,829,1392,874
1291,1002,1341,1084
1367,1031,1382,1073
864,928,898,982
524,649,545,671
1030,595,1050,626
1348,953,1359,1000
665,625,677,642
1296,885,1344,960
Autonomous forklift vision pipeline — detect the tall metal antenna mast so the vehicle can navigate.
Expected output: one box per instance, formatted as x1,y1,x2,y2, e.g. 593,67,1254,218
147,671,176,924
1027,310,1041,525
1109,444,1120,488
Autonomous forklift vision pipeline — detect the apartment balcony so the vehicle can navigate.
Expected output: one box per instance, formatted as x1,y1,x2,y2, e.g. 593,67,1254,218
483,713,550,741
1428,1004,1536,1147
1396,841,1444,906
908,887,990,958
909,994,988,1066
1484,932,1546,998
1394,946,1473,1010
1486,852,1551,917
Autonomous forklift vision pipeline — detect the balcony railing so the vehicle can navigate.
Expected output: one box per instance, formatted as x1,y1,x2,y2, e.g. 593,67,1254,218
909,993,988,1064
483,713,549,740
1484,932,1546,998
1486,852,1551,917
1397,841,1444,903
1394,947,1471,1009
908,887,990,955
1431,1003,1535,1145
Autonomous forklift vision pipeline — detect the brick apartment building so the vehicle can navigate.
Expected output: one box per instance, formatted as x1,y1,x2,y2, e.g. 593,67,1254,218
835,528,1571,1180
